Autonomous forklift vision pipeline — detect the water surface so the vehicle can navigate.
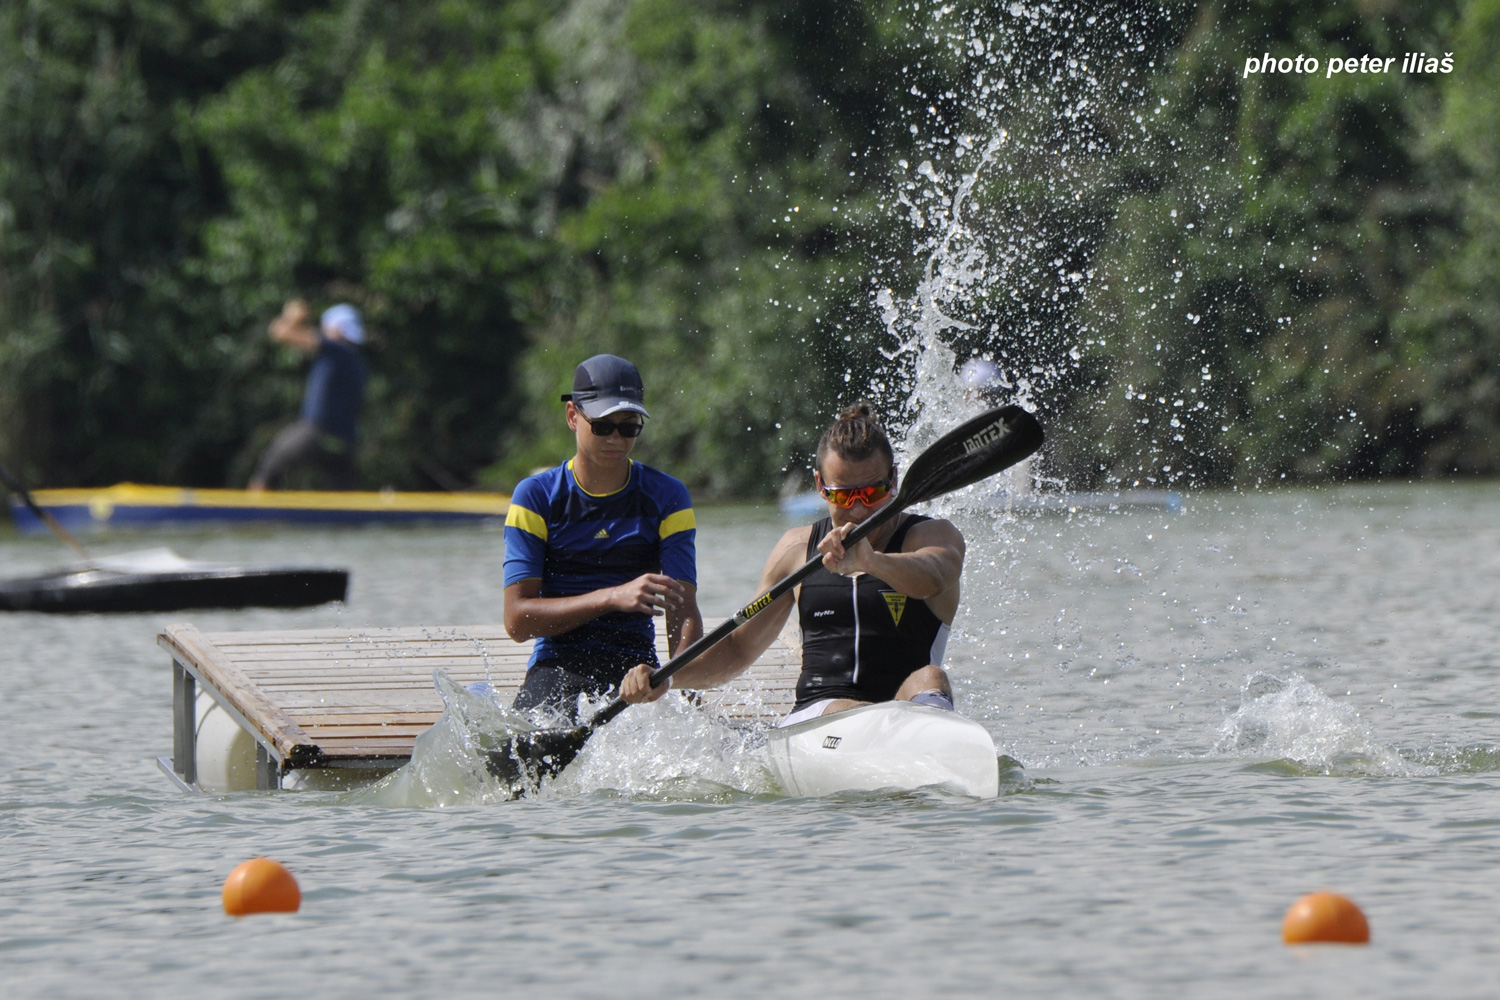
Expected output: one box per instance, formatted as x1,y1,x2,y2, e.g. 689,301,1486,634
2,483,1498,997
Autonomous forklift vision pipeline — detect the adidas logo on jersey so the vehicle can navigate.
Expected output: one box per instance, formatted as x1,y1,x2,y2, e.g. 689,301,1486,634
594,527,610,539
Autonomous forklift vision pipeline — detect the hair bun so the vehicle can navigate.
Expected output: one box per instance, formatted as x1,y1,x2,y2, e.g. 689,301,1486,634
817,402,893,473
838,403,873,422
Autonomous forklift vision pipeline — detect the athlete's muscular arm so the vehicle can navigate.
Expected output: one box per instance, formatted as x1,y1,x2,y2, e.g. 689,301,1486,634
665,582,704,659
503,573,687,642
818,517,965,618
622,527,808,702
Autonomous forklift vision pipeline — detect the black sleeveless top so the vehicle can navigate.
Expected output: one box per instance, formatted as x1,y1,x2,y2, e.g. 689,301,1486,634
794,514,950,709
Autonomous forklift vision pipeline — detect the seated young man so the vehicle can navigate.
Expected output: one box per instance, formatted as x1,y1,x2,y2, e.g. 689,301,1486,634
503,354,703,720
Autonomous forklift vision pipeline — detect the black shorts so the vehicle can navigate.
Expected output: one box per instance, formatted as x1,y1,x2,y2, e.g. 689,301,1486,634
512,664,614,723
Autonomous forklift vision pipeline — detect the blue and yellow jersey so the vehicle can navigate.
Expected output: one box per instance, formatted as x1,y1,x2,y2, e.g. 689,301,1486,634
503,460,696,680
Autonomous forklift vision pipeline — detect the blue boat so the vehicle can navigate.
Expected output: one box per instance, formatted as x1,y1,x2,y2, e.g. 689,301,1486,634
8,483,511,533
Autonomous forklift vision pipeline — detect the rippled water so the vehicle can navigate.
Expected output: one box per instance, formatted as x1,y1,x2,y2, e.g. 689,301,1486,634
3,483,1499,997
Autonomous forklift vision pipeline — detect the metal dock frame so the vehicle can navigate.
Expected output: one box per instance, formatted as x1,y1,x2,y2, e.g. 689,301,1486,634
160,624,344,791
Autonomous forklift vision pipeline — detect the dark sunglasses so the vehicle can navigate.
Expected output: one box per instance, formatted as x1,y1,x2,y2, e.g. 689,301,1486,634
588,417,644,438
818,475,894,508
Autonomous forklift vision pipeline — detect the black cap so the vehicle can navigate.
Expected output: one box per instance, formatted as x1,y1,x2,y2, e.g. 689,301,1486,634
561,354,649,419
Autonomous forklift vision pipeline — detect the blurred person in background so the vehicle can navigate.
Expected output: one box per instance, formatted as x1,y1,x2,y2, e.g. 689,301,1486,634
249,300,368,492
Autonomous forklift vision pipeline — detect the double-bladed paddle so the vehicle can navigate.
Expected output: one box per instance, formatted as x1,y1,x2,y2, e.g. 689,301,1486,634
485,403,1044,795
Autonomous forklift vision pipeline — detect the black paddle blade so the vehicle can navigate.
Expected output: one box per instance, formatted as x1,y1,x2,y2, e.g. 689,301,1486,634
899,405,1043,506
484,724,593,796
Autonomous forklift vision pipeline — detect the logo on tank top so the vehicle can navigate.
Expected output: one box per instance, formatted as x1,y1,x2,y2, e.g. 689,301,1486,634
881,591,907,627
594,527,610,539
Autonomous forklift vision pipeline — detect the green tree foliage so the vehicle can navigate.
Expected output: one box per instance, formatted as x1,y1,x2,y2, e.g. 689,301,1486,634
189,0,556,488
1,0,937,494
488,0,878,494
0,1,295,484
1060,0,1478,486
3,0,1499,499
1398,0,1500,473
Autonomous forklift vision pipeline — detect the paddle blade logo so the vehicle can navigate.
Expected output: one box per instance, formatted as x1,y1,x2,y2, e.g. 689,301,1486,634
961,418,1005,455
822,736,842,749
881,592,907,627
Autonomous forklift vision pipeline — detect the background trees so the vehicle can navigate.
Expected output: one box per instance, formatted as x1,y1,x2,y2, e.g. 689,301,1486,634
2,0,1495,497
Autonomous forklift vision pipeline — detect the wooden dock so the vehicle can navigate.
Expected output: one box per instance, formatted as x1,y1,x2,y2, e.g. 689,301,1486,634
159,621,801,791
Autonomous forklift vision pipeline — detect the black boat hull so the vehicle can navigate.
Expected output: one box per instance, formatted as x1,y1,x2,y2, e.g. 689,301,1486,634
0,567,349,613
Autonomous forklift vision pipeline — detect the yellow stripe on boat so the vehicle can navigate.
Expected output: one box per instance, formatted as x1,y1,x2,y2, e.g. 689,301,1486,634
27,482,510,515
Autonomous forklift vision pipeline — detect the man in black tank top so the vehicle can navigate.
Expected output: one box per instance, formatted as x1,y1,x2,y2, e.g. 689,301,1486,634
621,405,966,725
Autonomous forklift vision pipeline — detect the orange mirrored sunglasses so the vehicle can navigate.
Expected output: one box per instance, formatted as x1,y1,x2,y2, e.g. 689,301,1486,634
818,477,894,508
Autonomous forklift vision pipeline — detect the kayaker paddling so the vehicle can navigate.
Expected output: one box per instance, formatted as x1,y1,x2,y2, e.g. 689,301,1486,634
502,355,704,721
621,404,963,724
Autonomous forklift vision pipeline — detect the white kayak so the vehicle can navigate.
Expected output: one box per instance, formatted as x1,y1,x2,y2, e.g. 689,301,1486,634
764,701,1000,798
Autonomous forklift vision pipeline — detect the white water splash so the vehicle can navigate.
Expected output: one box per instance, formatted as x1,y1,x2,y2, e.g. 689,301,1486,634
1214,672,1430,777
351,672,537,807
353,671,778,806
852,4,1163,557
545,691,777,800
863,5,1157,448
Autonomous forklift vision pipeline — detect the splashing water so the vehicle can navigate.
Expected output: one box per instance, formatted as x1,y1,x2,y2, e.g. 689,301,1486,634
545,693,777,800
842,4,1178,558
864,4,1167,449
351,672,536,806
354,671,779,806
1214,672,1429,778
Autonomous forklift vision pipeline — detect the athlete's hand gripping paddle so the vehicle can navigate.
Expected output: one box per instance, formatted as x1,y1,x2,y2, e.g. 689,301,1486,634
485,404,1045,795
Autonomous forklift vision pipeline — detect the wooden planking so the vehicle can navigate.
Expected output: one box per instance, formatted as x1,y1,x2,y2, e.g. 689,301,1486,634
206,644,528,657
294,712,444,726
205,626,514,649
161,620,801,768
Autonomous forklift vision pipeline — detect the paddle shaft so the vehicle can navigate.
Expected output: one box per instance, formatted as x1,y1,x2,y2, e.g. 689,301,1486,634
584,485,913,730
0,464,89,559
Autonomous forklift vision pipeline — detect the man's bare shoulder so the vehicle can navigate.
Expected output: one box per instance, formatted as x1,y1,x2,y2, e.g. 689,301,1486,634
904,515,965,552
770,524,814,568
755,523,814,585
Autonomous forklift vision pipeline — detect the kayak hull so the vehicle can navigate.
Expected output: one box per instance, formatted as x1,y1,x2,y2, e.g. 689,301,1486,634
0,549,348,612
765,701,1000,798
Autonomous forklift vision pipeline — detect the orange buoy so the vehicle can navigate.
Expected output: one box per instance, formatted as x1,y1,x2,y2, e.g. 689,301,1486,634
222,858,301,916
1282,891,1369,944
